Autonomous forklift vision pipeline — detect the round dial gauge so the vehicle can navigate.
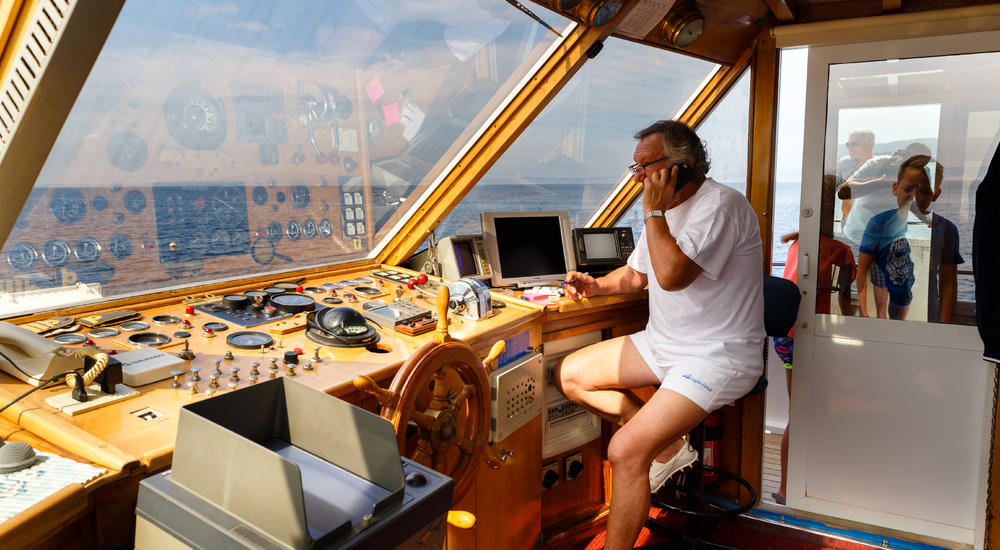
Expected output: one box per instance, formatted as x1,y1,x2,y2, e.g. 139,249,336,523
322,282,342,290
109,233,134,259
286,220,302,241
123,190,147,214
127,332,171,348
319,218,333,237
303,219,318,239
49,189,87,224
42,240,71,267
6,242,38,271
290,185,311,209
152,315,181,325
660,4,706,48
87,327,120,338
120,321,150,332
106,130,149,172
212,187,245,227
202,322,229,332
53,333,87,345
252,185,268,206
274,282,300,290
211,229,230,251
73,237,102,262
271,293,316,314
267,221,283,242
163,86,227,150
226,331,274,350
92,195,109,211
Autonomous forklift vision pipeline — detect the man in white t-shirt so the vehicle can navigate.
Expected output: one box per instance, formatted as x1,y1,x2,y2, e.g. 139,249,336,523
555,120,764,550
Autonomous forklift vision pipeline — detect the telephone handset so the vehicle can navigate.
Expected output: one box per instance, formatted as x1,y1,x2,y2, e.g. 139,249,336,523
0,321,93,387
673,162,699,193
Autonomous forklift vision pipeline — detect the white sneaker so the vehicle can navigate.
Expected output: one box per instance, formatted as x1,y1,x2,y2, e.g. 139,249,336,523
649,442,698,493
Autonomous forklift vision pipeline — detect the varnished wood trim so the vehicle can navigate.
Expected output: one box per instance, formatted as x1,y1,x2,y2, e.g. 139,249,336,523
379,4,641,266
747,32,779,272
0,0,29,84
763,0,797,23
882,0,902,13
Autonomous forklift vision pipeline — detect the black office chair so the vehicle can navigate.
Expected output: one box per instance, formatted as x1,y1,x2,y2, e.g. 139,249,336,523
641,275,801,550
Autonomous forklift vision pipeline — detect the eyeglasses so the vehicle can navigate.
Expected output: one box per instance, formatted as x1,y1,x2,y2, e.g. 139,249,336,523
628,156,669,176
846,141,861,147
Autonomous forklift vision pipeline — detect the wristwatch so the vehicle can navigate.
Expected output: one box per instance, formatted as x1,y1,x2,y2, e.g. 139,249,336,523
644,210,664,224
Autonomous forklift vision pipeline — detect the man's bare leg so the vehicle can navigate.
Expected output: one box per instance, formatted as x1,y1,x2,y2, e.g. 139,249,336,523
554,336,661,427
604,387,706,550
874,284,889,319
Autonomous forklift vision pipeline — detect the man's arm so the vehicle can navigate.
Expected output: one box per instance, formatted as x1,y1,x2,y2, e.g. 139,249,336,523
563,265,646,300
836,263,855,316
939,263,958,323
643,167,704,291
856,252,874,318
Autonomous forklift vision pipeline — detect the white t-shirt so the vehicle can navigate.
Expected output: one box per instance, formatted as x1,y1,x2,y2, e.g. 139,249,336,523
627,178,765,369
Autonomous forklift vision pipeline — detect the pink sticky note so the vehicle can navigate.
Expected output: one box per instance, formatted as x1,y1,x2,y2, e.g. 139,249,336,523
366,77,384,103
382,102,400,126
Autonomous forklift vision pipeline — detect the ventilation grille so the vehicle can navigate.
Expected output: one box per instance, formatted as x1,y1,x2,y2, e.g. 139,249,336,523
0,0,73,151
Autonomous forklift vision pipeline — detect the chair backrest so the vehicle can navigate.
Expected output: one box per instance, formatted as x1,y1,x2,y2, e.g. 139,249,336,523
763,275,801,338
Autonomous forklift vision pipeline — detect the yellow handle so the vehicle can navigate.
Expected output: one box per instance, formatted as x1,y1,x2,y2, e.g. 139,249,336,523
447,510,476,529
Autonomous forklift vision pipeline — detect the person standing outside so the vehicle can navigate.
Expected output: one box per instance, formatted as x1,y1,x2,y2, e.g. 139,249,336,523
554,120,765,550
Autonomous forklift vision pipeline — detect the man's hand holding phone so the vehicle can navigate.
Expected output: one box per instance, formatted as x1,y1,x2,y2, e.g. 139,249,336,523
563,270,598,301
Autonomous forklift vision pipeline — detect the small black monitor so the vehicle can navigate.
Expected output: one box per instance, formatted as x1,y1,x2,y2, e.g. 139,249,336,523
481,211,575,288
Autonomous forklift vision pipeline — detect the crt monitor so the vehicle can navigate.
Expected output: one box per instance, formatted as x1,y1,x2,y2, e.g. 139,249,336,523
480,211,575,288
437,234,492,282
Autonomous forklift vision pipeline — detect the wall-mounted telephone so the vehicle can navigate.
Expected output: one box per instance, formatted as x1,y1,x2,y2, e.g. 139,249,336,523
571,227,635,277
0,321,84,386
437,235,492,283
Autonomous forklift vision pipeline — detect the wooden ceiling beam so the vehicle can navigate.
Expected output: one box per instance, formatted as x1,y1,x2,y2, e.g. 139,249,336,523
763,0,798,23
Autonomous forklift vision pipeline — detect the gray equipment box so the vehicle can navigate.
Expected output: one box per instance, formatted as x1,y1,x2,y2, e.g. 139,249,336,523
135,377,452,549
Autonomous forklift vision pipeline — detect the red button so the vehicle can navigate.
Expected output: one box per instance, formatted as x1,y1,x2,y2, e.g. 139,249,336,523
185,305,195,315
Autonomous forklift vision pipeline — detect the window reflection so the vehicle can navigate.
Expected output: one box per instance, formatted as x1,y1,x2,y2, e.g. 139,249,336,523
819,52,1000,324
0,0,568,315
432,37,717,243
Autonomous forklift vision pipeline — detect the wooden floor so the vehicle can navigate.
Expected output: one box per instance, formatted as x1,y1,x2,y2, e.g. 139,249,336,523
761,431,783,505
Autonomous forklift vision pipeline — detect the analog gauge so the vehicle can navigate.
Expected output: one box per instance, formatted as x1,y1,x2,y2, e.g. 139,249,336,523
271,293,316,314
87,327,120,339
367,116,385,146
275,191,286,204
41,240,71,267
109,233,134,260
319,218,333,237
112,213,126,225
286,220,302,241
303,219,318,239
6,242,38,271
53,333,87,345
73,237,102,262
660,4,705,48
202,321,229,332
343,157,356,173
92,195,109,211
127,332,171,347
252,185,268,206
229,229,249,250
120,321,150,332
188,231,208,255
274,282,300,290
152,315,181,325
106,130,148,172
124,189,147,214
267,221,283,242
211,229,230,251
322,282,342,290
49,188,87,224
226,331,274,350
212,186,246,227
290,184,311,208
163,86,227,150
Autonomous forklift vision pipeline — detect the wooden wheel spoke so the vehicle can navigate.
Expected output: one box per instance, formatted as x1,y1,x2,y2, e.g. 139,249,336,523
456,436,476,455
409,410,435,431
413,438,435,466
447,384,473,412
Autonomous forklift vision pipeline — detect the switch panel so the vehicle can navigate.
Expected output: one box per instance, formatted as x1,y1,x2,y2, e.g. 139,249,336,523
564,451,584,481
542,461,560,490
489,352,543,443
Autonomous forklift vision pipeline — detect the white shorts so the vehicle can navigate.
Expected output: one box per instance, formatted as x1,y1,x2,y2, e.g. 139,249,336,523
629,330,762,412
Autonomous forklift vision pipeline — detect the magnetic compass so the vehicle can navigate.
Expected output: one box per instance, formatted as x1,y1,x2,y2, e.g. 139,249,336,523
226,331,274,350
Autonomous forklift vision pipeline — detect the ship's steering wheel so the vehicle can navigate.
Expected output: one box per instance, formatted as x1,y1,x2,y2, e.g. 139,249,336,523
354,286,504,502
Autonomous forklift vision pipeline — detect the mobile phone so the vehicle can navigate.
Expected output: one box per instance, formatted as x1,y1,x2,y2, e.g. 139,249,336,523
674,163,698,192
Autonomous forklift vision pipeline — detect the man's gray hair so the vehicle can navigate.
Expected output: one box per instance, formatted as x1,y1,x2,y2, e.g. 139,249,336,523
849,129,875,144
634,120,710,175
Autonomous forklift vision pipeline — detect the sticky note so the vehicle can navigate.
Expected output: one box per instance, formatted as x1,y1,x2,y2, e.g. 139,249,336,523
366,77,384,103
382,102,400,126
